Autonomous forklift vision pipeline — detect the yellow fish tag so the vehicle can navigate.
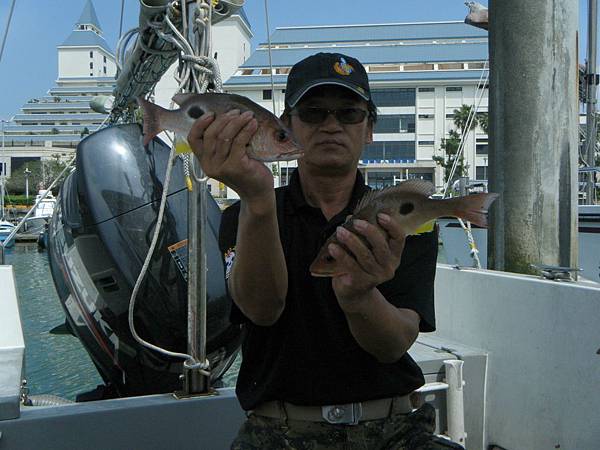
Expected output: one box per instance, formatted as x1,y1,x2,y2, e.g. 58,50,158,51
175,138,192,154
414,219,436,235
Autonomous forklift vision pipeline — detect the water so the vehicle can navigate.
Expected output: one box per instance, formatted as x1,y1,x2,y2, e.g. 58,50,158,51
5,243,239,401
5,244,103,400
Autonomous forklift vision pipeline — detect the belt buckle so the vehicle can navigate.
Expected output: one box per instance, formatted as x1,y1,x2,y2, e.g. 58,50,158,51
321,402,363,425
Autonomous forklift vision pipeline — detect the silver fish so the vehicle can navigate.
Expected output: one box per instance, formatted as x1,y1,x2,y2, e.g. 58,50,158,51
310,179,499,277
137,93,303,162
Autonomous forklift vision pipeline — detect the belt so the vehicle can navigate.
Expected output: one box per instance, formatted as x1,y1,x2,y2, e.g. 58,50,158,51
251,395,413,425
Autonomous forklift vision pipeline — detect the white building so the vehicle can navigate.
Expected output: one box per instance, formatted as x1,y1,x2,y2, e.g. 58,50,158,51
1,0,251,186
223,21,491,192
1,0,116,179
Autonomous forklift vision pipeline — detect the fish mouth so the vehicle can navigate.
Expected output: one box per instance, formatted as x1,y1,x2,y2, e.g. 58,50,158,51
310,271,332,277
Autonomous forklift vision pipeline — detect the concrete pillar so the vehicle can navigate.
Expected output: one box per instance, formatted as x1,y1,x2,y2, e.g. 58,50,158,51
488,0,579,273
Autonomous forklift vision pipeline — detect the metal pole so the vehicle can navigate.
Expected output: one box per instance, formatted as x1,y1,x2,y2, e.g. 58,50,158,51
182,0,210,396
1,120,5,221
586,0,598,204
488,0,579,274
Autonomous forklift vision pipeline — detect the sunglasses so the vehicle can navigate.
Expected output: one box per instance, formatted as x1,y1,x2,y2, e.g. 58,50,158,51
290,107,369,124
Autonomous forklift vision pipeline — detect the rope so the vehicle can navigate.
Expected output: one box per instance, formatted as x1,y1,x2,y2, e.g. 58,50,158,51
127,0,221,373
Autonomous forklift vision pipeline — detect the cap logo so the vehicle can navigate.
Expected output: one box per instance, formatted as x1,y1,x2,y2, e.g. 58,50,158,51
333,57,354,76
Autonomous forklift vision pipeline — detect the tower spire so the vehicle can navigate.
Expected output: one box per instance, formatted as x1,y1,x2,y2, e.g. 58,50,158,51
76,0,102,35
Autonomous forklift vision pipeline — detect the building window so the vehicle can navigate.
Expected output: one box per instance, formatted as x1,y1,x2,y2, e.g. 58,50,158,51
476,165,488,180
262,89,272,100
418,141,435,145
89,51,93,58
446,114,455,119
419,114,434,119
476,144,489,155
438,63,464,70
103,55,107,63
446,86,463,92
103,66,107,74
403,63,434,71
361,141,415,162
418,87,435,92
371,88,416,107
90,73,93,76
374,114,415,133
90,62,93,69
369,64,401,72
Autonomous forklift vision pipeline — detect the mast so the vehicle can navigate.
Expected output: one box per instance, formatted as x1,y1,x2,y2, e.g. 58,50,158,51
585,0,598,204
488,0,579,274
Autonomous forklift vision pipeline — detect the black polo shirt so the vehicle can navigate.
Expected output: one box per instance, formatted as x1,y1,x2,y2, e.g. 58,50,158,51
219,169,438,411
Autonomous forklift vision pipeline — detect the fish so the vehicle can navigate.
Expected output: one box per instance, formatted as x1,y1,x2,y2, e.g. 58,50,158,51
137,93,303,162
309,179,499,277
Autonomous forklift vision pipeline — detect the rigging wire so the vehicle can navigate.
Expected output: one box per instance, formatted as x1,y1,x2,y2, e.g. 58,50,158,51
118,0,126,40
263,0,284,184
0,0,17,67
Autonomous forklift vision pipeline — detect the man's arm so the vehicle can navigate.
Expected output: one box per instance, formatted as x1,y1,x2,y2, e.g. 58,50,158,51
328,213,430,363
189,111,288,326
228,194,288,326
342,289,420,363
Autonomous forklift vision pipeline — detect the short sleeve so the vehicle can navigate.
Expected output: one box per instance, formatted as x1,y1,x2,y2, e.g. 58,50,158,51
377,226,439,332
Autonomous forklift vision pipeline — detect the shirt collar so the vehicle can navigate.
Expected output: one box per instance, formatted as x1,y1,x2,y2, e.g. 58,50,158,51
287,168,369,217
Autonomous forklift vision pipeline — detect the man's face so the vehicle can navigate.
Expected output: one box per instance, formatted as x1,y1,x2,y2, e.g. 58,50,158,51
287,85,373,175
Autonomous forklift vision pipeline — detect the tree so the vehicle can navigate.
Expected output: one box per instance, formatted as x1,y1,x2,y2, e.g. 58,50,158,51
5,156,69,195
432,104,479,187
477,112,489,134
51,127,60,135
80,127,90,137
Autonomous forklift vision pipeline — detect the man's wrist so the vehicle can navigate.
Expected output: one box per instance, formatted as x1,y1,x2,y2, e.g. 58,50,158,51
240,191,276,217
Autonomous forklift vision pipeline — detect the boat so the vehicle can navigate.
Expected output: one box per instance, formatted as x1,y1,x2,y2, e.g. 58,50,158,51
1,1,600,449
32,190,56,218
0,220,15,248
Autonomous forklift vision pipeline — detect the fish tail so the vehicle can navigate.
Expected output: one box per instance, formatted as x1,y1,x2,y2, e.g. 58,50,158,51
137,97,166,146
449,193,499,227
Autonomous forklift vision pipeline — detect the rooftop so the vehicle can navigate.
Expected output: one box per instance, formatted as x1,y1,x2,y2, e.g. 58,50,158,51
263,21,488,46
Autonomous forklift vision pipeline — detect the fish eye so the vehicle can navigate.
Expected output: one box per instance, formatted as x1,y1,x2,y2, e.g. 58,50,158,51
325,255,335,262
188,106,204,119
275,130,289,142
399,203,415,215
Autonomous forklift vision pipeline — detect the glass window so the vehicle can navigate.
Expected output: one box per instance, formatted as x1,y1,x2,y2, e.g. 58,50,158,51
476,166,488,180
103,55,107,63
419,114,434,119
418,141,435,145
90,62,93,69
476,144,488,155
262,90,272,100
418,87,435,92
371,88,415,107
374,114,415,133
89,51,93,58
361,141,415,162
446,86,463,92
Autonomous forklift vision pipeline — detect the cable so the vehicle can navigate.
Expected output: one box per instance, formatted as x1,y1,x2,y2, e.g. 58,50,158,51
0,0,17,66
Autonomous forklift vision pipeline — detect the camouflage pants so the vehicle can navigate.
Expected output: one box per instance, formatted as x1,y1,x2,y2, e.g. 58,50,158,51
230,403,464,450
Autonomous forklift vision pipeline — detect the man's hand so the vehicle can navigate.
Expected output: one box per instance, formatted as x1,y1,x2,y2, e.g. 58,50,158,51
329,212,407,312
188,110,274,208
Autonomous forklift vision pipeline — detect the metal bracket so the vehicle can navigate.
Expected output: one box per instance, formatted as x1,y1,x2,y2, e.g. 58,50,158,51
530,264,581,281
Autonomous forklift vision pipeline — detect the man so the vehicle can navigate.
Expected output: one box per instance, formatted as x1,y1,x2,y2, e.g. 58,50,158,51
189,52,462,449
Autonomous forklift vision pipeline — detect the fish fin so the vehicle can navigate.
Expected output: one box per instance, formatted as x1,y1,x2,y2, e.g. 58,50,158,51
352,180,435,214
172,93,193,106
394,179,436,196
451,193,499,227
137,96,166,146
414,219,436,235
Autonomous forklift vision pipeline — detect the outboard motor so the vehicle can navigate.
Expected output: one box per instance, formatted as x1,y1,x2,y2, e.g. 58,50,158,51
48,124,242,399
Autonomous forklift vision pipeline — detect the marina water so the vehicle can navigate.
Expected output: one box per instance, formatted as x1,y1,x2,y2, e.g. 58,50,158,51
6,243,239,401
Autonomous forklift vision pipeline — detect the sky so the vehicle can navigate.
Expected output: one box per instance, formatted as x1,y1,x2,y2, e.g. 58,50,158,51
0,0,594,121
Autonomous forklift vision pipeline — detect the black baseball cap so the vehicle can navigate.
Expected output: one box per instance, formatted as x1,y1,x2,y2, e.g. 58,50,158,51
285,52,372,108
